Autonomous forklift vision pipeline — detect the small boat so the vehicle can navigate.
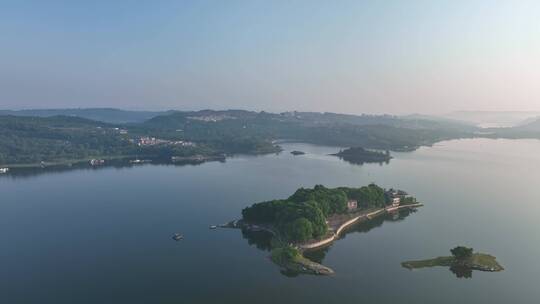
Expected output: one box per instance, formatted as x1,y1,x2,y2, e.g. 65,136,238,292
89,159,105,166
209,225,217,229
172,233,184,241
0,168,9,174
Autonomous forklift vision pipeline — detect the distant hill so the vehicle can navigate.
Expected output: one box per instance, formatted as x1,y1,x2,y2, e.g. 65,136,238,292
513,117,540,132
145,110,476,132
0,108,166,124
401,114,475,127
480,116,540,139
0,109,502,166
143,110,476,151
443,111,540,128
0,115,133,165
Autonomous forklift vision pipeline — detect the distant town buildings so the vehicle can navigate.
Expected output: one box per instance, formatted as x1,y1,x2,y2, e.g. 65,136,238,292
112,127,128,134
137,137,195,147
187,115,235,122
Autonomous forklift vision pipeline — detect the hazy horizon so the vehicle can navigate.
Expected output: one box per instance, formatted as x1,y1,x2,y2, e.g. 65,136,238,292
1,1,538,115
3,106,540,117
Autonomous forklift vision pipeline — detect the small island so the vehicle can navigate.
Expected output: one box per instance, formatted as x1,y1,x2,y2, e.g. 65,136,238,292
290,150,306,156
226,184,422,275
402,246,504,278
331,147,391,165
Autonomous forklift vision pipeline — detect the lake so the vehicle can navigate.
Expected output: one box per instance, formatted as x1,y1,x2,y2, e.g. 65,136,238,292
2,138,540,303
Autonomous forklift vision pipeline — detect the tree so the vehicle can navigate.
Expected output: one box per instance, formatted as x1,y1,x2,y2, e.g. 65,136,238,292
287,217,314,242
451,246,473,260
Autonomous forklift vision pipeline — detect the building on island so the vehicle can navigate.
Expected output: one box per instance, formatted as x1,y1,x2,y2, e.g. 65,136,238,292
347,200,358,212
392,197,401,207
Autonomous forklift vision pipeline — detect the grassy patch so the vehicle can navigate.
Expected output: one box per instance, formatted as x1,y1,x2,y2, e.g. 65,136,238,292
469,253,504,271
270,246,334,275
402,253,503,272
402,256,455,269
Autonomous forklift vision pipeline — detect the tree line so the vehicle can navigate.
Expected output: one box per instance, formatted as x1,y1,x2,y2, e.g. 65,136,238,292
242,184,391,243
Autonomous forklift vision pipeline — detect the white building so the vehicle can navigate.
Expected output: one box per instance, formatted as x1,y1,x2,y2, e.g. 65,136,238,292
347,200,358,211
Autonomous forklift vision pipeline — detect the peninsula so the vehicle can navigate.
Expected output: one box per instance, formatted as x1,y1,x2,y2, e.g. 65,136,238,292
227,184,422,275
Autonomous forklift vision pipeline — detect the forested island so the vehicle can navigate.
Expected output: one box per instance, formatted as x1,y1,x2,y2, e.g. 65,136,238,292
231,184,422,275
402,246,504,278
331,147,391,164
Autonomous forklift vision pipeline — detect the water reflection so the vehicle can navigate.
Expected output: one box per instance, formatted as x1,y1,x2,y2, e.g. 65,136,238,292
240,229,273,252
449,264,473,279
333,155,391,166
342,209,414,237
0,157,225,180
240,209,414,277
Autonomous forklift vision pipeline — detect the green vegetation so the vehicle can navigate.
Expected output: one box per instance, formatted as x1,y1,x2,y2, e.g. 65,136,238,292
402,246,504,276
468,253,503,270
6,108,540,167
271,246,301,265
233,184,419,274
241,183,418,275
242,199,328,242
331,147,391,164
0,116,134,165
399,196,419,206
142,110,475,152
402,256,455,269
0,115,278,166
270,245,334,275
451,246,474,260
0,108,164,123
2,108,499,167
340,184,386,209
242,184,392,242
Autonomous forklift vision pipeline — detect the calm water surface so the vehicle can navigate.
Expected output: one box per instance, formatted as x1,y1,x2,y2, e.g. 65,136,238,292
2,138,540,303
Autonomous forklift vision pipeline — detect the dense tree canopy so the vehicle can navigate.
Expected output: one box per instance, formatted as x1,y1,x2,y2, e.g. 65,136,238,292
288,185,348,216
0,115,278,165
340,184,386,208
242,183,405,242
287,217,314,242
451,246,474,260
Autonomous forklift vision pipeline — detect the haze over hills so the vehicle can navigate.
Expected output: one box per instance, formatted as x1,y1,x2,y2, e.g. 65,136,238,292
0,108,167,124
510,117,540,132
442,111,540,128
0,108,477,166
2,108,540,167
3,108,540,129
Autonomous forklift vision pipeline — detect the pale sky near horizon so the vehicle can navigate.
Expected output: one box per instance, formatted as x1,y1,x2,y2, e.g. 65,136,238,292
0,0,539,115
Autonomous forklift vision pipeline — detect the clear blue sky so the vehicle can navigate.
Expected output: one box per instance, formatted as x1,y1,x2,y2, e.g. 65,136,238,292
1,0,538,114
